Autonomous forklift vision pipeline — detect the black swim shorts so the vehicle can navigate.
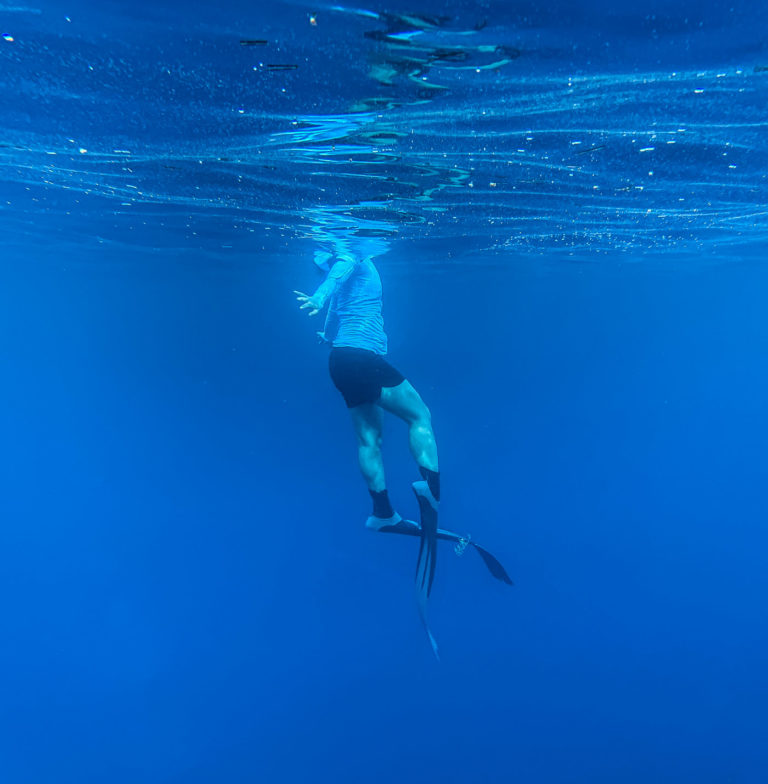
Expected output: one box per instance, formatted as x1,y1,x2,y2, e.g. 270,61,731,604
328,347,405,408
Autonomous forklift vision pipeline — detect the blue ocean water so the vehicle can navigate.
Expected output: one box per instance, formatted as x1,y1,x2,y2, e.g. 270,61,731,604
1,1,768,782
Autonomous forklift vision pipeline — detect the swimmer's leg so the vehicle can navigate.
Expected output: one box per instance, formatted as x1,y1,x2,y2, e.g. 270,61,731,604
350,403,385,491
378,380,438,479
351,403,404,528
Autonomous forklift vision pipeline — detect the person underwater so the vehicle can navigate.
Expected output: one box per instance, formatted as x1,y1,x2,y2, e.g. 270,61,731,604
295,248,512,658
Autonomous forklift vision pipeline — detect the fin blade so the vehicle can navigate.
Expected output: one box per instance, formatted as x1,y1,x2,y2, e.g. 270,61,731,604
413,480,440,657
377,520,421,536
473,543,514,586
417,597,440,661
413,484,439,597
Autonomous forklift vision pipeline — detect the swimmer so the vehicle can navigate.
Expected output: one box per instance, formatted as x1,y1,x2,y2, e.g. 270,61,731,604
295,249,441,653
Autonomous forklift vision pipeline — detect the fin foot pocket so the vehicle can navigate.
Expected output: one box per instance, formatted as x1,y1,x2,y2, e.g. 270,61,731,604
365,511,402,530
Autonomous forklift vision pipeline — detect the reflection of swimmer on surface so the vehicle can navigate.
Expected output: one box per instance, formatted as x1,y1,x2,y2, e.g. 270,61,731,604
357,9,519,90
295,245,511,657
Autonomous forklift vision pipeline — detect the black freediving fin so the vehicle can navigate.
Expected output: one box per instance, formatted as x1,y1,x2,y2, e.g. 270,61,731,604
413,482,438,597
412,480,439,660
377,518,514,587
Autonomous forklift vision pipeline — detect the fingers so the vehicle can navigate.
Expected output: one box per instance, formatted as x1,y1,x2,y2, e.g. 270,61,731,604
294,290,319,316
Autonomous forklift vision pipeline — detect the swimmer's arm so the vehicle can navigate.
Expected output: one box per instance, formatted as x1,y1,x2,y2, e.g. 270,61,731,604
294,259,358,316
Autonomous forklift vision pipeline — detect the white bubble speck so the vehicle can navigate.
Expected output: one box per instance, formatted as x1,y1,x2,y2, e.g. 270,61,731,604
79,148,87,154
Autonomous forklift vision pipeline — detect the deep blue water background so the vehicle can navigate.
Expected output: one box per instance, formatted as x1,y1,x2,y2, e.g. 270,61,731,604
2,0,768,782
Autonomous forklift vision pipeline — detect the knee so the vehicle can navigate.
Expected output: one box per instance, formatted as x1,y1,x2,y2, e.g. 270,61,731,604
358,432,382,450
412,407,432,431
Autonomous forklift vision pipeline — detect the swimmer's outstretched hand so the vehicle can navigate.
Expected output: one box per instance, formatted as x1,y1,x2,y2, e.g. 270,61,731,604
294,290,322,317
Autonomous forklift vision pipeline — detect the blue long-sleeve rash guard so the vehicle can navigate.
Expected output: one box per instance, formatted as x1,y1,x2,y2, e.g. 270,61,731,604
312,258,388,355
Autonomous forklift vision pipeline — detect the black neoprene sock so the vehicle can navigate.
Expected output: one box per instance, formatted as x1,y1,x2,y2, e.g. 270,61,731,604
370,489,394,519
419,466,441,502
